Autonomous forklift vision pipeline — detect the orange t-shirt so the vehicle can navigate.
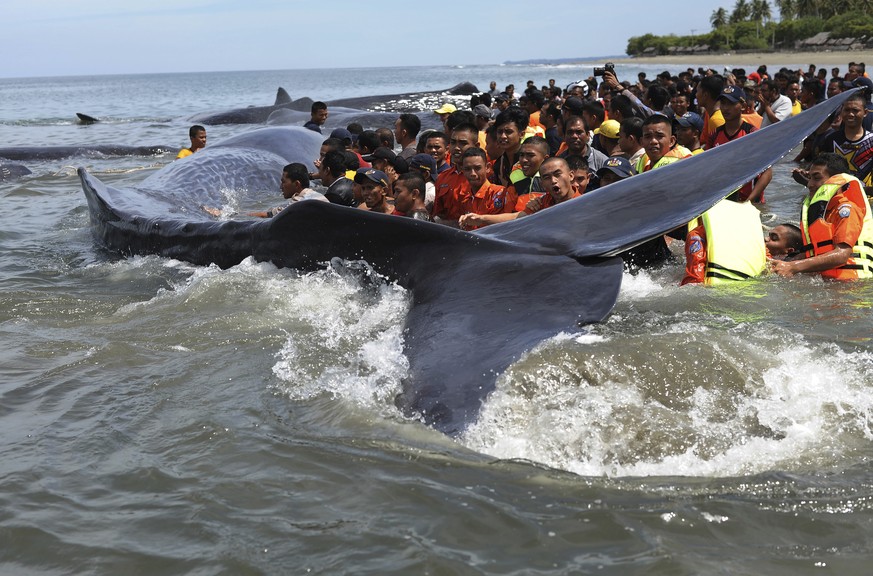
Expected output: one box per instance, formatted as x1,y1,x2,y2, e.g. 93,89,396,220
825,192,866,249
470,180,516,216
433,167,472,220
681,224,707,285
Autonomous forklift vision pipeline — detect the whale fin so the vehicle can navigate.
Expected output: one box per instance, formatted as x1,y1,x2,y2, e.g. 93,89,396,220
275,87,292,105
477,88,857,260
76,112,99,124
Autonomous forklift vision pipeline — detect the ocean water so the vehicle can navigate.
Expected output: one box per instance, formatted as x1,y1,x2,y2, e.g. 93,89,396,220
2,63,873,575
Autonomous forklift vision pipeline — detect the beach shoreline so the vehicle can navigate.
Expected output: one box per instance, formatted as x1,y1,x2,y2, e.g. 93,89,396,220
607,50,872,69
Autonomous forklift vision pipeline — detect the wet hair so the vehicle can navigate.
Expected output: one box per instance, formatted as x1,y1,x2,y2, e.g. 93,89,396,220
321,149,347,178
620,117,643,140
461,146,488,163
283,163,310,188
376,127,394,149
777,223,804,253
311,101,327,114
446,110,476,133
342,150,360,171
520,135,549,156
581,101,605,124
494,106,529,133
698,75,725,100
564,154,589,173
395,172,426,199
357,130,380,153
811,152,850,176
397,113,422,139
189,125,205,138
322,137,346,152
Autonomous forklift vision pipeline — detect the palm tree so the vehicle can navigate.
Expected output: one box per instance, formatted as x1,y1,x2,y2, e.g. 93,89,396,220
711,7,729,29
751,0,772,36
795,0,820,17
731,0,752,22
775,0,796,20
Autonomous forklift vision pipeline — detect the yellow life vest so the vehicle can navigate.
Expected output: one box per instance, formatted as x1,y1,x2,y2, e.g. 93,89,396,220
800,174,873,280
689,199,766,285
635,145,692,173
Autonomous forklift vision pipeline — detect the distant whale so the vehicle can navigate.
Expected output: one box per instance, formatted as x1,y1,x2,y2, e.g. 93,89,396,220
76,112,100,124
190,83,480,127
325,81,480,110
78,91,856,435
0,145,176,161
188,87,295,125
0,162,32,182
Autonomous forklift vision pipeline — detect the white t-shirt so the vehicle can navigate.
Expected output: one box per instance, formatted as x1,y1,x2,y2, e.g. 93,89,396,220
759,94,792,127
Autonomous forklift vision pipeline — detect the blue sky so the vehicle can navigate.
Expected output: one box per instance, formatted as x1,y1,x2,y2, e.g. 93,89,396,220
5,1,746,78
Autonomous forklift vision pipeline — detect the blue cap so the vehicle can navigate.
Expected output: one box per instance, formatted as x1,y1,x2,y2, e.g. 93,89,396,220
596,156,634,180
718,85,745,104
353,168,389,188
675,111,704,132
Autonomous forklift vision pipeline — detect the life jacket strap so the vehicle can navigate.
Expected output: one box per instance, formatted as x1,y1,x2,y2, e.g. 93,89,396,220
706,262,753,280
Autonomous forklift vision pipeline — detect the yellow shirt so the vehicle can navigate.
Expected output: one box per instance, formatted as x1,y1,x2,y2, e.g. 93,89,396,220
176,148,193,159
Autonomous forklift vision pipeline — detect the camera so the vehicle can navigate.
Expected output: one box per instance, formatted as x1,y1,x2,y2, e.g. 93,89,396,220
593,63,615,77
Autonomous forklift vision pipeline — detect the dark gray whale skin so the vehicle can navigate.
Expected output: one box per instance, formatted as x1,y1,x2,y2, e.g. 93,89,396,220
79,91,856,436
188,87,295,125
0,145,176,161
191,83,479,126
0,163,32,182
266,108,444,132
325,81,479,110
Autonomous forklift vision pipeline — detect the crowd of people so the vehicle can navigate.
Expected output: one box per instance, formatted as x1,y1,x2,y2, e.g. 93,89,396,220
196,60,873,284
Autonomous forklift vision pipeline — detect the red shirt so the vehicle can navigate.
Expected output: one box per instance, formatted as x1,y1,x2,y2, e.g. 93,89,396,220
707,121,761,202
433,167,472,220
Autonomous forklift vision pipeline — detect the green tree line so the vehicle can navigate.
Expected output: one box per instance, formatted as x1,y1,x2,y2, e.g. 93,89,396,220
627,0,873,55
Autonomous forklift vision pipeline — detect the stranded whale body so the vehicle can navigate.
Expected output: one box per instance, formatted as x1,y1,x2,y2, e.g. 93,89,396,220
79,91,856,435
0,145,176,161
189,87,295,125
